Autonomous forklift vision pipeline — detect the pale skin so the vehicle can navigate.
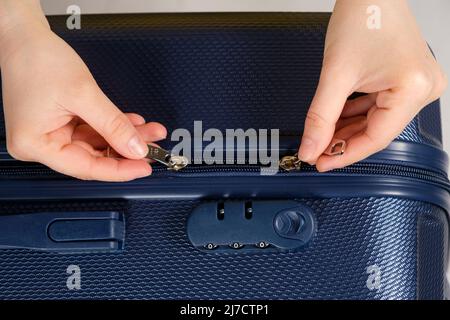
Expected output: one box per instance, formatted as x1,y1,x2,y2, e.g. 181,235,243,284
298,0,447,170
0,0,447,181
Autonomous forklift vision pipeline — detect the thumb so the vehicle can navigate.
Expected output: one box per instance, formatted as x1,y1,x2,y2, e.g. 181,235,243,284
299,67,355,164
74,92,148,159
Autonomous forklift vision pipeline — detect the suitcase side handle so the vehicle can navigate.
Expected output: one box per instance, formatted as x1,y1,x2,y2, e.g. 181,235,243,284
0,211,125,253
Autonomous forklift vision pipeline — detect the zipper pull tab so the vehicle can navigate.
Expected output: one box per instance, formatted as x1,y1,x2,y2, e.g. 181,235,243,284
146,145,188,171
279,154,302,171
279,139,346,172
324,138,346,156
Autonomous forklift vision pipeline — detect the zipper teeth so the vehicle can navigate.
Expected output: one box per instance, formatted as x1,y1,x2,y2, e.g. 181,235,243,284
162,163,449,184
0,162,448,187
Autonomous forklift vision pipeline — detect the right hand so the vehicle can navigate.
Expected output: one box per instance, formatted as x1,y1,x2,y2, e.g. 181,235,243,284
298,0,447,171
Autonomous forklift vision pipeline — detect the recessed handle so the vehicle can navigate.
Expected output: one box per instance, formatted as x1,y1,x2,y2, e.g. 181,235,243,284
0,211,125,253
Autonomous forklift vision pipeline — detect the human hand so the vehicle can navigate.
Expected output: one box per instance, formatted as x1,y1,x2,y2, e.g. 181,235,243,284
298,0,447,171
0,1,166,181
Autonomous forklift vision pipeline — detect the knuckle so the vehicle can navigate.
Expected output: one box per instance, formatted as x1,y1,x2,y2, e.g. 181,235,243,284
82,158,97,181
106,112,131,138
400,65,448,102
69,74,98,97
322,54,357,82
68,158,94,181
305,109,330,129
378,139,391,150
75,170,93,181
322,51,347,72
432,70,448,99
6,133,33,160
401,68,434,97
364,132,391,152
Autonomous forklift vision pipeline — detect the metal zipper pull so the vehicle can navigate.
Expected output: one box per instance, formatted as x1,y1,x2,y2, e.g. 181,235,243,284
106,145,188,171
146,145,188,171
279,139,346,172
324,138,346,156
279,154,302,171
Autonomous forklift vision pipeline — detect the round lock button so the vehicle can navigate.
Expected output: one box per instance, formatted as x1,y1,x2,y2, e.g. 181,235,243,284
273,210,305,236
273,205,316,244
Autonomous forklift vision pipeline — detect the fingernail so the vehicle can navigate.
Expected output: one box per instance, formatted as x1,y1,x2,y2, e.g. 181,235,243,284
158,129,167,140
157,125,168,139
128,136,147,157
298,137,315,161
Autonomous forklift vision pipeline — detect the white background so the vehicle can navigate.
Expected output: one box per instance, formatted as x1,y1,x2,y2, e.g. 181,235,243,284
41,0,450,155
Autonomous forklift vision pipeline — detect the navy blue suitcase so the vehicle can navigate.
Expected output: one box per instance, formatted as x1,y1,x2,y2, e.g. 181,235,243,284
0,13,449,300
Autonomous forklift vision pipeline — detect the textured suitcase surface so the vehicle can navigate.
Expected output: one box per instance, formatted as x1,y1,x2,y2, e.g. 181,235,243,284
0,198,447,300
0,13,448,300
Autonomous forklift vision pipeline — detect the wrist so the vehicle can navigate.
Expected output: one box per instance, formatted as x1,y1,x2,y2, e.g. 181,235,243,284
0,0,50,65
334,0,410,13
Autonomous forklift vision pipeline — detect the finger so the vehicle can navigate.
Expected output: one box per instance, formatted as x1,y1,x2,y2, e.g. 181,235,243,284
316,89,414,172
72,113,145,148
139,122,167,142
72,91,156,159
72,140,105,157
314,116,367,167
126,113,146,126
44,117,79,144
306,115,366,166
341,93,377,118
103,143,157,164
73,113,145,126
72,121,167,150
298,65,356,164
334,117,367,140
36,142,152,181
335,115,367,131
71,124,107,149
71,113,149,149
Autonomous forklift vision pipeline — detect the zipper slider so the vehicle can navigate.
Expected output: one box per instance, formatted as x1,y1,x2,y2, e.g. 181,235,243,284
146,145,188,171
279,139,346,172
279,154,302,171
106,145,188,171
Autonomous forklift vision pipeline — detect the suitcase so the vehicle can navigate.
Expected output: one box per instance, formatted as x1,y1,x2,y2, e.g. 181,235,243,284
0,13,448,300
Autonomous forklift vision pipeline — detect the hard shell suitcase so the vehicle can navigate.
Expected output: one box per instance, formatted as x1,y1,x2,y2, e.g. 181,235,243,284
0,13,449,300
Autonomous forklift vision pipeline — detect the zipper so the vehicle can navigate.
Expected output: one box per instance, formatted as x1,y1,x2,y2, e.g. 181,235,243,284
142,139,345,172
279,154,302,171
144,145,188,171
169,163,448,187
0,142,448,191
0,160,448,191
